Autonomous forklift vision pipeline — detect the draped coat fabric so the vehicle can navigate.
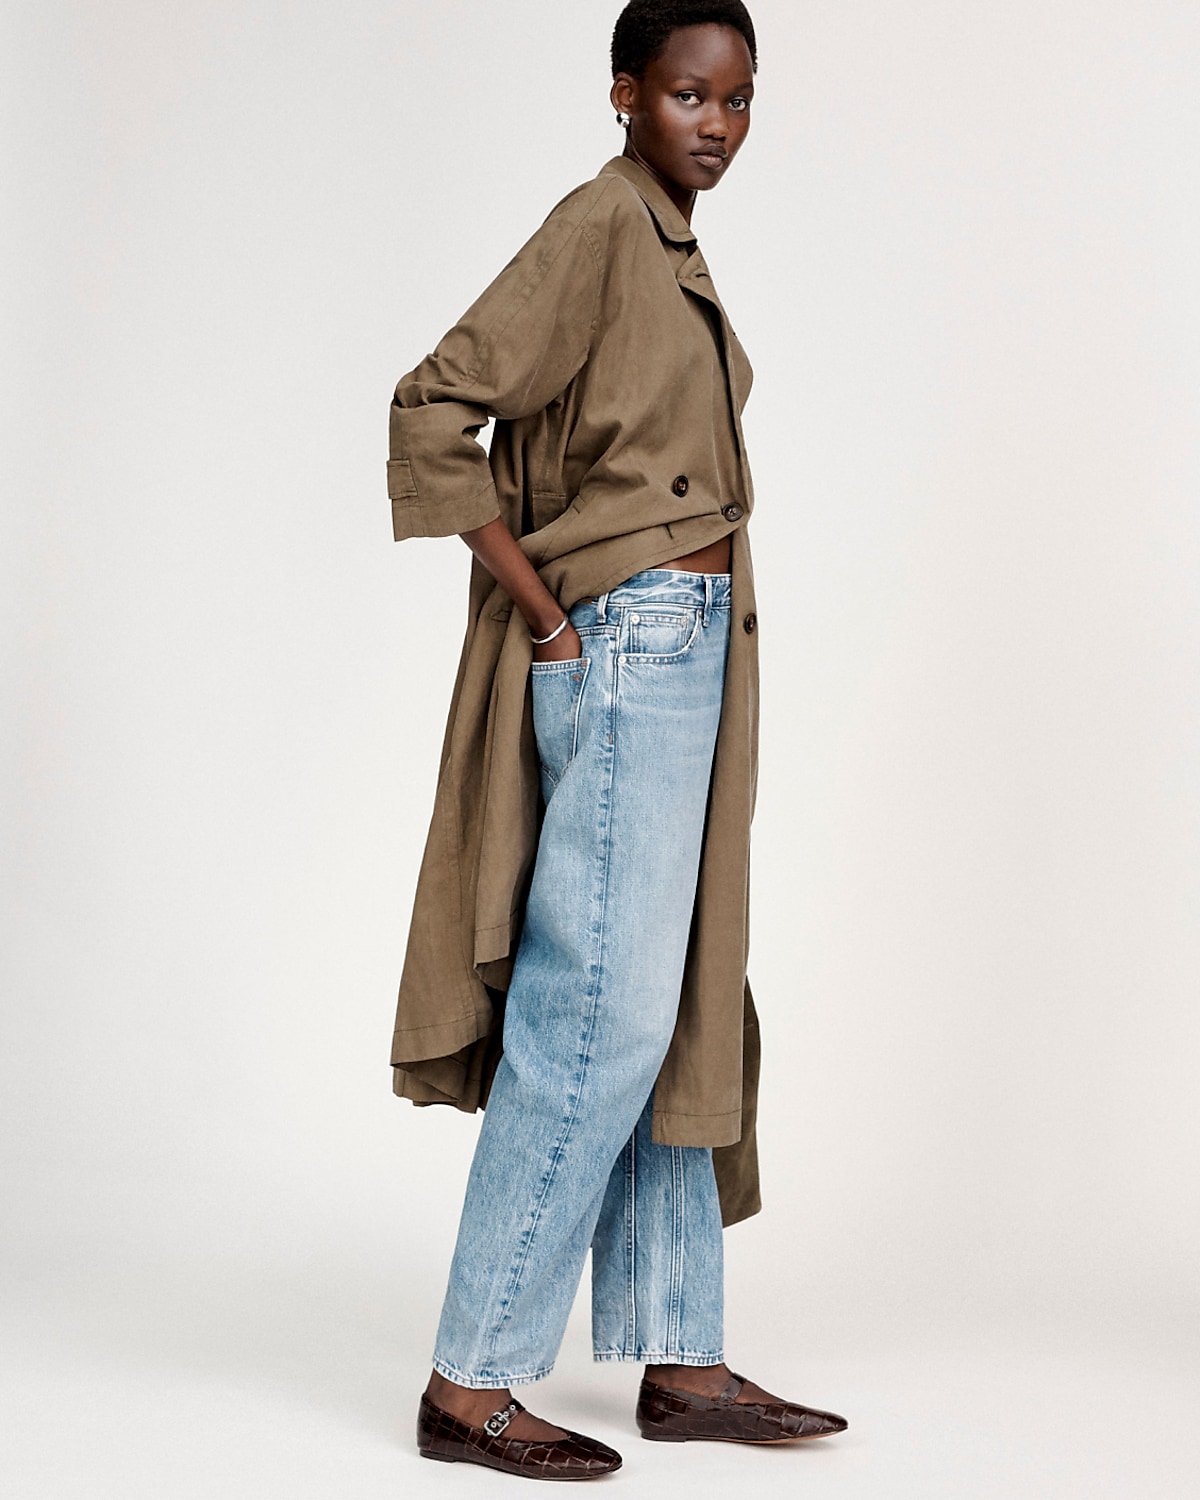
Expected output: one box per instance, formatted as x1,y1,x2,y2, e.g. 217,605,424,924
388,155,762,1226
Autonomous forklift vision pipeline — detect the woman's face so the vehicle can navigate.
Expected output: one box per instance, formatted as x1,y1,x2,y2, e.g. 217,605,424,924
611,23,754,209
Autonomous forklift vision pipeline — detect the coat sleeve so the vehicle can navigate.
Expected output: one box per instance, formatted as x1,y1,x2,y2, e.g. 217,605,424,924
388,196,605,541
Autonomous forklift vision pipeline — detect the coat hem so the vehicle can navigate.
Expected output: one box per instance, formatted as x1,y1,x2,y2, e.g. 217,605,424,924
391,1013,488,1066
393,1066,470,1108
651,1106,742,1150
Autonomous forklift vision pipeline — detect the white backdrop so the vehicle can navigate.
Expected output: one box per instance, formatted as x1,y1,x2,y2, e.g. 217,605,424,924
3,2,1198,1496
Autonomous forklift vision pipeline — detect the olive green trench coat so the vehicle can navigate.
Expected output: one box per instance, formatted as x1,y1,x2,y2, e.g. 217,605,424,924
388,155,762,1226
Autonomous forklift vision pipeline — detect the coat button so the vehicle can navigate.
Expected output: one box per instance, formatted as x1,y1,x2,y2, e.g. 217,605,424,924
722,502,744,522
671,474,690,497
743,612,757,634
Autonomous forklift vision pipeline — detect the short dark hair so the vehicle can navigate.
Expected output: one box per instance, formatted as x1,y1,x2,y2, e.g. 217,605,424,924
611,0,757,80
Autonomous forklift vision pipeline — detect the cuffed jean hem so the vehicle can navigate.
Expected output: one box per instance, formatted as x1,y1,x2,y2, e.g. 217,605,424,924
431,1356,555,1390
592,1349,725,1365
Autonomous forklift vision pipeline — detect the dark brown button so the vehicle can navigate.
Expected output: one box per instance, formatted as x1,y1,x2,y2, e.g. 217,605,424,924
671,474,689,497
743,612,757,634
722,502,744,522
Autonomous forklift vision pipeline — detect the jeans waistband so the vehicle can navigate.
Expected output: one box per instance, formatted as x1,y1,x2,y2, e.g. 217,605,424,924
585,569,731,628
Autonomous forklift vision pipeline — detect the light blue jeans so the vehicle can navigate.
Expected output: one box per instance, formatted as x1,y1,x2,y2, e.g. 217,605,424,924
432,569,731,1388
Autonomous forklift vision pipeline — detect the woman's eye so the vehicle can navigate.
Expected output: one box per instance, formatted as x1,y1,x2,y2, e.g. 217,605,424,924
676,91,700,104
730,97,749,112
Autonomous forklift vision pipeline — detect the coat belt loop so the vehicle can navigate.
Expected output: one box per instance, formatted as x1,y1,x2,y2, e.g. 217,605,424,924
596,591,609,624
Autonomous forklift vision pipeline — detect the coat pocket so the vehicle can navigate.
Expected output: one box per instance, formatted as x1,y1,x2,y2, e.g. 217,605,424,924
530,656,591,791
530,489,568,531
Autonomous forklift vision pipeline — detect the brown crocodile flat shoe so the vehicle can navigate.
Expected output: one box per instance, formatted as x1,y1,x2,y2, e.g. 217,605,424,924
636,1371,848,1444
417,1393,622,1481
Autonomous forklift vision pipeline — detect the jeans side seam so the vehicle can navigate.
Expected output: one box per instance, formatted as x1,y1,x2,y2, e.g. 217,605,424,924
625,1131,637,1358
668,1144,684,1353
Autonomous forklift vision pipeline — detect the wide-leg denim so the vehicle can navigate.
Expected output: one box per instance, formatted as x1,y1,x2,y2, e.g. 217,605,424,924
431,570,731,1388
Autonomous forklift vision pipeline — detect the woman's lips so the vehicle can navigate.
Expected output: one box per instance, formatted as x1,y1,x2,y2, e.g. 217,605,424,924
691,150,727,170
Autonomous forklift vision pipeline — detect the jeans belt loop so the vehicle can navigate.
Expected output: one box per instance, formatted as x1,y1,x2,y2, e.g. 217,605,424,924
702,573,713,628
595,591,609,624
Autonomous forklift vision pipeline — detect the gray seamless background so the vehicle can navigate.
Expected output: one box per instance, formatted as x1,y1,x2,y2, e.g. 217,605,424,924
3,2,1198,1496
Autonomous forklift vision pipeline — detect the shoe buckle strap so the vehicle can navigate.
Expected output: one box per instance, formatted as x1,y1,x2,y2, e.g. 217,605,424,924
483,1401,520,1438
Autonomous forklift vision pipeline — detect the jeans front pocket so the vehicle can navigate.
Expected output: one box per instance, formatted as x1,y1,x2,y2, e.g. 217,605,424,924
625,607,701,661
530,656,591,791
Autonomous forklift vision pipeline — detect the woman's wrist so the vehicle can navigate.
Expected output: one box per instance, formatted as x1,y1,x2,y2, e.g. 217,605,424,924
525,603,568,639
457,518,567,641
531,617,569,646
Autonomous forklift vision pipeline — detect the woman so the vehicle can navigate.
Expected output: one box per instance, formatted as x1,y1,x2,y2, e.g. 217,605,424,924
388,1,848,1480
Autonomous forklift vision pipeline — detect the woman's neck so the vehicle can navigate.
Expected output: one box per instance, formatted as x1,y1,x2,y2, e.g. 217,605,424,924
622,142,696,224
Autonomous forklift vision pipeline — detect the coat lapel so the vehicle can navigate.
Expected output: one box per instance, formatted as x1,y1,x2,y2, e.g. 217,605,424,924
599,156,754,497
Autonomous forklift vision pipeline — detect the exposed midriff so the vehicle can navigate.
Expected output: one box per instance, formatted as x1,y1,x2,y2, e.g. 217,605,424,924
659,534,731,573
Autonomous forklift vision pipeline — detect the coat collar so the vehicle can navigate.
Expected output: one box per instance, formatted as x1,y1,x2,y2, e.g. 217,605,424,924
599,155,698,245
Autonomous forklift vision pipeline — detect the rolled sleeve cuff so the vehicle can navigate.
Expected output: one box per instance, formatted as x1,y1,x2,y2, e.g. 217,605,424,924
387,396,504,540
388,462,501,541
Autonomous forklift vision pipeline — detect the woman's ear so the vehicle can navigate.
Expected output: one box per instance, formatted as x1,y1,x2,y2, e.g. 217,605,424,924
610,73,637,120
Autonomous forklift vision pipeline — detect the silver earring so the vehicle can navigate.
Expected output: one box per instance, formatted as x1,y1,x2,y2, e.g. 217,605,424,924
615,111,630,128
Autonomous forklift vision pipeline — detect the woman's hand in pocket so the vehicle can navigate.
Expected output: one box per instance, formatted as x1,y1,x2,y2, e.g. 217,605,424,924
532,621,584,663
